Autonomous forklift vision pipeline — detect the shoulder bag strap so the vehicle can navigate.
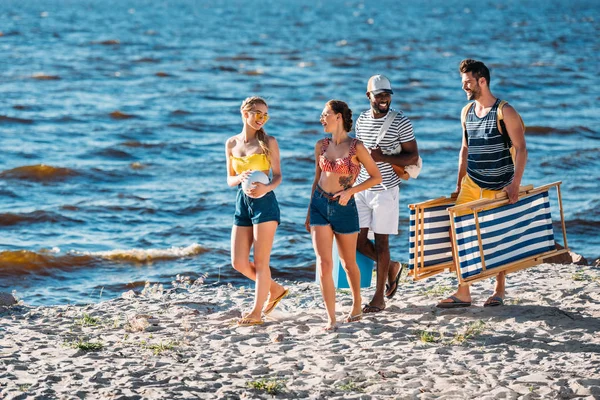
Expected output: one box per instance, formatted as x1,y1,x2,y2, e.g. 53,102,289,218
374,110,398,147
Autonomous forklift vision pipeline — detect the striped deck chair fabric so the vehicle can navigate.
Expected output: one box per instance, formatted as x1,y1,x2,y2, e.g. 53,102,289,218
409,203,454,273
453,191,555,280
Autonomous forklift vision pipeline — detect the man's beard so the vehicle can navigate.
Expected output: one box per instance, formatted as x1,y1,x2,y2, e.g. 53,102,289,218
372,102,389,114
467,87,480,100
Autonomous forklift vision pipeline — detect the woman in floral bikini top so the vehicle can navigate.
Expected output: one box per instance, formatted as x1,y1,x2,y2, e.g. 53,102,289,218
305,100,382,331
318,137,362,188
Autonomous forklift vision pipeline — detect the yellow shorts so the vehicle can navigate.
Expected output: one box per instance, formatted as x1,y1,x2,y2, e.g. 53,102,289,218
455,175,503,206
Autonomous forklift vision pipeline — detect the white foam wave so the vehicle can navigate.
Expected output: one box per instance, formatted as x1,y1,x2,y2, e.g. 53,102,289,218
71,243,207,262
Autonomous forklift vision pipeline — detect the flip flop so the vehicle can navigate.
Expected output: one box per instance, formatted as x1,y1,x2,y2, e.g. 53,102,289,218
237,317,264,326
263,288,289,315
436,295,472,309
343,313,363,323
483,296,504,307
385,264,404,299
323,324,339,332
362,304,385,314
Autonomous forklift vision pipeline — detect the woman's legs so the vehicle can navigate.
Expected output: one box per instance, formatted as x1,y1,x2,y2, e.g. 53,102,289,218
311,225,336,329
334,232,362,318
242,221,278,321
231,225,286,315
231,225,254,277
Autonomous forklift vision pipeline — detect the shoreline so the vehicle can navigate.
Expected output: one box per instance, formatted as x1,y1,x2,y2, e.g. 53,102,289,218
1,263,599,399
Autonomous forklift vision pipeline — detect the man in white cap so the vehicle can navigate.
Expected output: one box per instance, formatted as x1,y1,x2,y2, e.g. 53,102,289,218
354,74,419,313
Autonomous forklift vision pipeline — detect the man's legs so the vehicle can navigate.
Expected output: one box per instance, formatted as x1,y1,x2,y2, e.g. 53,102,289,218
355,187,401,312
437,175,506,307
484,271,506,306
357,230,401,295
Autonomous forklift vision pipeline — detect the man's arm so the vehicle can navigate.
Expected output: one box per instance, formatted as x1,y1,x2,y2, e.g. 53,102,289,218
502,105,527,203
370,116,419,166
371,140,419,166
453,128,469,197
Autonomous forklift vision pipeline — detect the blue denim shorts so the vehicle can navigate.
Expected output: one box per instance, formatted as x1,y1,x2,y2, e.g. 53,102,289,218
309,185,359,234
234,189,280,226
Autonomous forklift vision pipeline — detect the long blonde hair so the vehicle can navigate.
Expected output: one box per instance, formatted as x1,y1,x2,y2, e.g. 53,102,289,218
240,96,270,157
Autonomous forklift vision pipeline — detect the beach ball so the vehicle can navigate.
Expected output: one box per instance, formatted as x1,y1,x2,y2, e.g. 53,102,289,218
242,170,270,198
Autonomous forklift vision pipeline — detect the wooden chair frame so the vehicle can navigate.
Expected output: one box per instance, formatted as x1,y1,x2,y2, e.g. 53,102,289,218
447,181,569,285
408,196,456,281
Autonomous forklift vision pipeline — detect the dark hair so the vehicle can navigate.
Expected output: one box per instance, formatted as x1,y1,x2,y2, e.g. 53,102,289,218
326,100,353,132
240,96,270,157
459,59,491,86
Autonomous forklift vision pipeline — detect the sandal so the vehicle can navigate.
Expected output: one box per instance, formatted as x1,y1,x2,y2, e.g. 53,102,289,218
362,304,385,314
237,317,264,326
385,263,404,299
483,296,504,307
436,295,471,309
263,289,289,315
343,313,363,323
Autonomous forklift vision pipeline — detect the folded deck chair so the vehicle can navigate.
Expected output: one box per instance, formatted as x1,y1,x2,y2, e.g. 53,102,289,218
408,196,456,280
447,181,569,284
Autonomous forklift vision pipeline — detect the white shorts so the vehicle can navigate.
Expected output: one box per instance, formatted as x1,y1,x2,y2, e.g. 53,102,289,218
355,186,399,235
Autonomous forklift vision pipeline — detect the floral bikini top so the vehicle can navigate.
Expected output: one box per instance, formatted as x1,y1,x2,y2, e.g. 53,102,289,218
318,138,361,180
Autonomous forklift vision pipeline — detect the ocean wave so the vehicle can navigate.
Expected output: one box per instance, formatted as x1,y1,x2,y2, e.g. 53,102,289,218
0,244,208,277
73,243,209,262
167,122,207,132
94,39,120,45
171,109,191,115
92,148,135,159
215,54,257,62
31,73,61,80
565,218,600,230
299,129,320,135
0,165,78,182
0,250,95,276
12,104,39,111
134,57,160,63
121,141,166,149
109,110,136,120
0,115,34,124
526,126,594,135
0,188,18,198
540,148,599,168
0,210,82,227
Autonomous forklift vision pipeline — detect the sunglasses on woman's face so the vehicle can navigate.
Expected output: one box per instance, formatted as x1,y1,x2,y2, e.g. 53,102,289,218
249,110,269,122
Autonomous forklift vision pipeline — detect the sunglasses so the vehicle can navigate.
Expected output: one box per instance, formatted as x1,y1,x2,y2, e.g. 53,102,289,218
249,110,270,122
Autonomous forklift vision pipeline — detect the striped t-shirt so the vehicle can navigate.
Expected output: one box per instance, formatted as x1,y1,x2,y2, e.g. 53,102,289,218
465,99,514,190
354,109,415,191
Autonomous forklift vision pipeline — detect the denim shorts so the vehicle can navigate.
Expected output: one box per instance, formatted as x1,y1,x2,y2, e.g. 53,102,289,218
234,189,280,226
309,186,360,234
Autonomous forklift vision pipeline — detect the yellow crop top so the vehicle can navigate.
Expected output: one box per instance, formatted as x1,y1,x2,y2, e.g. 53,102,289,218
230,153,270,174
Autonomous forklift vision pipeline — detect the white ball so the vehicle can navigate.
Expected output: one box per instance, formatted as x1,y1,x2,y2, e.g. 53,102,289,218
241,170,270,198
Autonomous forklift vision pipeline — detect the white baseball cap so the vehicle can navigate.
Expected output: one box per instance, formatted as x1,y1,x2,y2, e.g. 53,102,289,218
367,74,393,95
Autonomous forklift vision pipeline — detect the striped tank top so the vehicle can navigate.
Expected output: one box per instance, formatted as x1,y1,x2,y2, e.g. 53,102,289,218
466,99,514,190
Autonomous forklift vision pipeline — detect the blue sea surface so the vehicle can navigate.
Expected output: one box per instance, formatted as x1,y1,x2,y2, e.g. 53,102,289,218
1,0,598,305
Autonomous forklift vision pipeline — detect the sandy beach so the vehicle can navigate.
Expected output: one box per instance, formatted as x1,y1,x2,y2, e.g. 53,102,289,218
1,262,599,399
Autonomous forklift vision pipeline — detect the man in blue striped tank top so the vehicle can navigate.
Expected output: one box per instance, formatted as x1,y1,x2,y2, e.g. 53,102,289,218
437,59,528,309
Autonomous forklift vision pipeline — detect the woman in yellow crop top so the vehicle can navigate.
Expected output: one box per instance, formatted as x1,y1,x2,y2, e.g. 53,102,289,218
305,100,382,331
225,96,288,326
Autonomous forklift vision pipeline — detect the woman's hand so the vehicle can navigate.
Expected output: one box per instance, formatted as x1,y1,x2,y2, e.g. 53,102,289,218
238,170,253,185
304,214,311,233
333,189,354,206
244,181,270,198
